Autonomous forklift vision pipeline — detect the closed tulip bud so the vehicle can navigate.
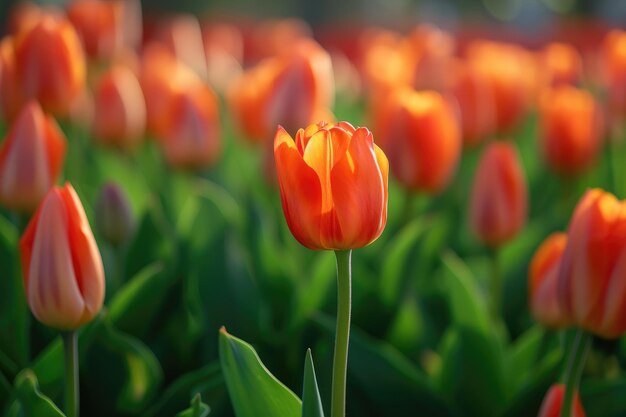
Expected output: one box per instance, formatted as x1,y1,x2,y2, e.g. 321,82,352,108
537,384,586,417
539,87,602,176
14,12,86,117
229,39,334,142
67,0,124,61
92,64,146,150
469,141,527,247
539,43,582,88
274,121,388,250
600,30,626,118
558,189,626,338
529,233,570,328
375,88,461,193
19,183,105,330
159,83,221,170
95,182,134,247
0,102,66,212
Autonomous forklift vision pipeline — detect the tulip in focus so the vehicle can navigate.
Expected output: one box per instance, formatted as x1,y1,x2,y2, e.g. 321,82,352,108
20,183,105,330
92,64,146,150
469,141,527,247
0,101,66,212
95,182,135,247
14,12,86,117
558,189,626,339
529,233,570,328
229,39,334,142
539,86,602,176
537,384,586,417
274,121,388,250
374,88,461,193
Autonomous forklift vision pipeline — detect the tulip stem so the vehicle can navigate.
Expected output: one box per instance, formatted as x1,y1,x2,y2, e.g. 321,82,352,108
62,331,79,417
331,250,352,417
560,330,591,417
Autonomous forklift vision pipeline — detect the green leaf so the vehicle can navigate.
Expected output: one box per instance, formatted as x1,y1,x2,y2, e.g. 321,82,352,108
440,251,490,337
219,327,302,417
503,325,551,397
581,377,626,417
99,320,163,414
12,369,65,417
301,349,324,417
176,393,211,417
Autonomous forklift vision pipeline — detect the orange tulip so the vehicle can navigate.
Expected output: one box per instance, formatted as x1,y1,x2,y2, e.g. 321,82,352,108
537,384,586,417
469,141,527,247
529,233,570,328
228,39,334,142
539,42,582,88
14,12,86,117
0,37,22,122
406,24,456,92
201,23,243,93
600,30,626,117
558,189,626,338
274,121,388,250
155,15,208,80
539,86,602,176
0,102,66,212
359,29,413,95
92,64,146,149
158,82,221,170
374,88,461,193
19,183,105,330
66,0,124,61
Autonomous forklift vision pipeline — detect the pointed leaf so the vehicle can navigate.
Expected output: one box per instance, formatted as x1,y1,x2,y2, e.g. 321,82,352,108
12,369,65,417
176,393,211,417
219,327,301,417
301,349,324,417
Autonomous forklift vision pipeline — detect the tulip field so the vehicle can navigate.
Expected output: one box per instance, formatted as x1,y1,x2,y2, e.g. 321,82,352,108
2,1,626,417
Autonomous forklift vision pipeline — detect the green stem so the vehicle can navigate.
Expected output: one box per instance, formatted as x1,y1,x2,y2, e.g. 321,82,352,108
560,330,592,417
488,247,501,320
62,331,79,417
331,250,352,417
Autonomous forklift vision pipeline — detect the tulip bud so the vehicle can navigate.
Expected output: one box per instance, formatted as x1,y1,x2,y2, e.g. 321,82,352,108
529,233,570,328
558,189,626,338
537,384,586,417
95,182,135,247
274,121,388,250
539,87,602,176
0,101,66,212
14,12,86,116
92,64,146,150
228,39,334,142
539,42,582,88
19,183,105,330
67,0,125,61
600,30,626,119
469,141,527,247
375,88,461,193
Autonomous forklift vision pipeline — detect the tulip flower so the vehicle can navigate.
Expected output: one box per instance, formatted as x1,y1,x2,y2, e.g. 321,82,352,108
274,121,388,250
0,37,21,122
92,64,146,150
13,12,86,117
539,43,582,88
539,87,602,176
67,0,124,61
201,23,244,94
95,182,135,247
529,233,570,328
229,39,334,142
406,24,456,92
374,88,461,193
600,30,626,119
557,188,626,339
154,14,208,80
0,101,66,212
537,384,586,417
158,82,221,170
469,141,527,247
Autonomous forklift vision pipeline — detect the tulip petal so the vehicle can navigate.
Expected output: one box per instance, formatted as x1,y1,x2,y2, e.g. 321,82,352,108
330,127,386,248
60,184,105,326
274,127,323,249
44,115,66,180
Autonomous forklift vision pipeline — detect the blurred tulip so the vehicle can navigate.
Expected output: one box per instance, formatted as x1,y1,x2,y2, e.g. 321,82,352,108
67,0,124,61
14,12,86,116
159,82,221,170
469,141,527,247
407,24,456,92
202,23,244,93
558,189,626,338
539,42,583,88
7,2,43,36
359,29,413,95
600,30,626,121
529,233,570,328
537,384,586,417
274,121,388,250
95,182,135,247
374,88,461,193
0,102,66,212
0,37,22,122
246,18,312,64
229,39,334,142
450,59,497,146
539,86,602,176
19,183,105,330
92,64,146,150
155,14,208,80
